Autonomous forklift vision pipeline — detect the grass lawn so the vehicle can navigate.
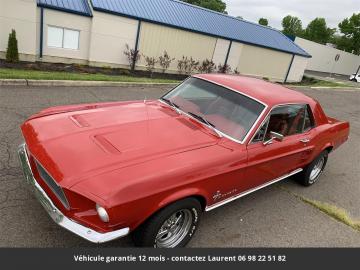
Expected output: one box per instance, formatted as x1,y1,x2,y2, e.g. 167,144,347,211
288,75,354,88
0,68,180,83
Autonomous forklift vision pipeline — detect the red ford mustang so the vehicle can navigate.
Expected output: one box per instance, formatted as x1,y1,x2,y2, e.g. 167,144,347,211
18,74,349,248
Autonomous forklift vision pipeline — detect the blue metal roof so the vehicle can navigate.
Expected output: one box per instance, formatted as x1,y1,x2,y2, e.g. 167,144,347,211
91,0,311,57
37,0,92,17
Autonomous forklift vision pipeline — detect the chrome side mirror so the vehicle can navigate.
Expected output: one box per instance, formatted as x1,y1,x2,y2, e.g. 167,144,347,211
263,131,284,145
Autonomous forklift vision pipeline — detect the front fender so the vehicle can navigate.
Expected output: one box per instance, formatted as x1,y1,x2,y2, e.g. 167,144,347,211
127,187,210,231
158,187,210,210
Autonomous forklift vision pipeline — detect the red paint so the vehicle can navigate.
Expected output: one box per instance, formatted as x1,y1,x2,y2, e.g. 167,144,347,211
21,75,350,233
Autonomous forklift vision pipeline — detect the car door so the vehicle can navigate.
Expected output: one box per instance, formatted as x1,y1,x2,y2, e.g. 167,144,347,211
244,104,315,189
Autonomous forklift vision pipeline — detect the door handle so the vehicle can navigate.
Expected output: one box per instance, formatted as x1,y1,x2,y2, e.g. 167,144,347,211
300,138,310,143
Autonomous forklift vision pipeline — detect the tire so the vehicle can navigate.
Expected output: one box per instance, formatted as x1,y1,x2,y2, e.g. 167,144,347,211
297,150,328,186
132,198,202,248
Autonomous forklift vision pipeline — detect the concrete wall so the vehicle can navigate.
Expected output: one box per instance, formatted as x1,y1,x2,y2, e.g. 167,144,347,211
0,0,38,61
287,55,309,82
89,11,139,68
235,44,293,81
42,9,92,63
295,37,360,75
138,22,217,72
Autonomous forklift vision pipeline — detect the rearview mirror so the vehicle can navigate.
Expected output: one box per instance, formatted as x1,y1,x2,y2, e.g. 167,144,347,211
263,131,284,145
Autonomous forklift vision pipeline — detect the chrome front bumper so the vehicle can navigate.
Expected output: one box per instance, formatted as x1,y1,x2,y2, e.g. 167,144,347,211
17,143,130,243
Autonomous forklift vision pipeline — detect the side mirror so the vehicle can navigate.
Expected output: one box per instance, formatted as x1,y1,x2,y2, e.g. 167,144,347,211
263,131,284,145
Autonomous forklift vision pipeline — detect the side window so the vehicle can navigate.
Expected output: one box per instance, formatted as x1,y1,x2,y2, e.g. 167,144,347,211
252,118,269,143
252,104,315,144
303,105,315,132
265,105,305,140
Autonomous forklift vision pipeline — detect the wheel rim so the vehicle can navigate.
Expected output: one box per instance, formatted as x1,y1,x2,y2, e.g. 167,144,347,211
309,157,325,183
155,209,193,248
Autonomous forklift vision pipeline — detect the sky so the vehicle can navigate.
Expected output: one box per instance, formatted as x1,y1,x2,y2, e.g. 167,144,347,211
225,0,358,30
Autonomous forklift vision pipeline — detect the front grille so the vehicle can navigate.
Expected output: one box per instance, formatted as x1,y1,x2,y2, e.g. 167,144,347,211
34,161,70,209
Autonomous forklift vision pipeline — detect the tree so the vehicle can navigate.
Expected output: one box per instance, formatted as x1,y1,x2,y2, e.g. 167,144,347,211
186,57,199,74
177,56,190,74
304,18,335,44
181,0,226,13
281,15,303,37
123,44,140,71
198,59,216,73
143,55,158,78
331,35,353,53
338,13,360,55
158,51,175,73
6,29,19,63
258,18,268,26
217,63,231,74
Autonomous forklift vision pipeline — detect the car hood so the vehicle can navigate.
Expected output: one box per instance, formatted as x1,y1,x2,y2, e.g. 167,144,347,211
22,100,219,189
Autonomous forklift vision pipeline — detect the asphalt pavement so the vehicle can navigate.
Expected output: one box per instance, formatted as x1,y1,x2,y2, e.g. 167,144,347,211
0,84,359,247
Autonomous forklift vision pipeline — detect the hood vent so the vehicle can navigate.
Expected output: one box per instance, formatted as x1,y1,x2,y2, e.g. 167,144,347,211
70,115,90,128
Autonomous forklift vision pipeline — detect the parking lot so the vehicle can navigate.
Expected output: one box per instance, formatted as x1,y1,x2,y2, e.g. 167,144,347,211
0,84,359,247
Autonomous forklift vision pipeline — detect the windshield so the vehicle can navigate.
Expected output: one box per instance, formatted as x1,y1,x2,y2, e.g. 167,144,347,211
162,77,265,142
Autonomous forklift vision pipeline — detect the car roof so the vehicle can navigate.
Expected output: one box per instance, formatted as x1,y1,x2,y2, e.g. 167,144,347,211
194,74,315,107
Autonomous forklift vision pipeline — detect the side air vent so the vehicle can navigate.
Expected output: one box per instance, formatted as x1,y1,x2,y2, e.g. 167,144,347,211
34,161,70,209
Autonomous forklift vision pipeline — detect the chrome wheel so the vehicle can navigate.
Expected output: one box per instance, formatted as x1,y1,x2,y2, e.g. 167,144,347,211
309,156,325,183
155,209,193,248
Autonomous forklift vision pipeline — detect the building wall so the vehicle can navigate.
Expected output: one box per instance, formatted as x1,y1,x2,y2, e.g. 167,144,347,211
295,37,360,75
212,38,230,67
226,42,243,72
0,0,38,61
138,22,217,72
0,1,307,82
287,55,308,82
42,9,92,63
236,44,293,81
88,11,139,68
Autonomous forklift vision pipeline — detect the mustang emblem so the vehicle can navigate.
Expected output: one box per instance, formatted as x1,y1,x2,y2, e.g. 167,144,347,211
213,189,238,201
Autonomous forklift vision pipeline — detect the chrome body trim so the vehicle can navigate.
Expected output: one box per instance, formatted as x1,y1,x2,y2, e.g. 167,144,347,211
17,143,129,243
160,76,269,145
205,168,303,211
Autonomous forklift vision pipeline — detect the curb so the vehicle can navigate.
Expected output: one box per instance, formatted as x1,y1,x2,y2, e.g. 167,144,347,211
0,79,178,88
286,85,359,90
0,79,28,86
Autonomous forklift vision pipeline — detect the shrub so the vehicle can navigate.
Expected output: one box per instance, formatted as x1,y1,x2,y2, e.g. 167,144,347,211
6,29,19,63
186,57,199,74
233,68,240,75
217,63,232,74
198,59,215,73
123,44,140,70
143,55,158,78
177,56,189,74
158,51,175,73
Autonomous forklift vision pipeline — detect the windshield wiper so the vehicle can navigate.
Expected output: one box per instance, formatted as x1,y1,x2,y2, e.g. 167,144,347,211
161,97,181,113
187,112,223,138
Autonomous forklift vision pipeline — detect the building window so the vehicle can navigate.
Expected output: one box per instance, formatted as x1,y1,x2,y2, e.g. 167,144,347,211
47,26,79,50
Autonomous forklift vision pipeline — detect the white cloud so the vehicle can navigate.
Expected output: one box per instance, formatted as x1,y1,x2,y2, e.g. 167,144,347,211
225,0,358,30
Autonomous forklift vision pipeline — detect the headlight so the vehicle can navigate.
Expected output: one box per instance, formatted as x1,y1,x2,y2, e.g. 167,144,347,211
96,204,109,223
